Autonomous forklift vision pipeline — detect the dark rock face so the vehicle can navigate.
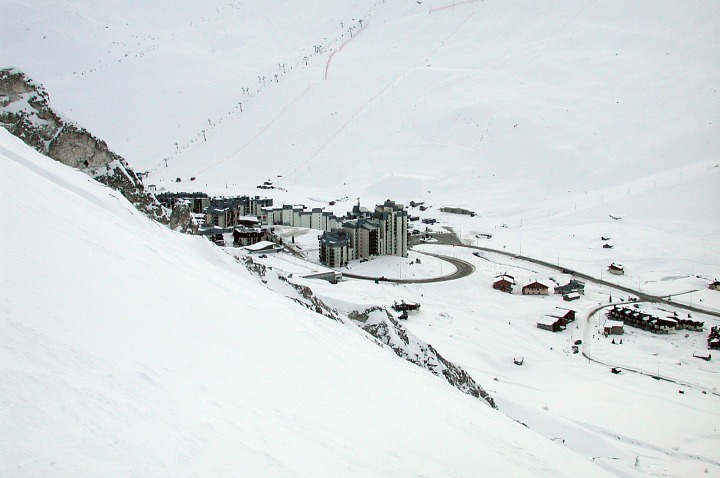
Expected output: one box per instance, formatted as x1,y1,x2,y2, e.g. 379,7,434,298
0,68,166,222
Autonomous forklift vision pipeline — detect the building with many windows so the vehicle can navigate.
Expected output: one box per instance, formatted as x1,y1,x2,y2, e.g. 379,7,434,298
318,199,408,267
318,229,351,267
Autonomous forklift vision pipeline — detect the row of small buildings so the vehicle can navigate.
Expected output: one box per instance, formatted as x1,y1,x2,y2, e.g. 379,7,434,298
605,305,705,335
493,274,585,301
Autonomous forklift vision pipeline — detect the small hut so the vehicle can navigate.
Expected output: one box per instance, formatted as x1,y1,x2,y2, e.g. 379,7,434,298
604,320,624,335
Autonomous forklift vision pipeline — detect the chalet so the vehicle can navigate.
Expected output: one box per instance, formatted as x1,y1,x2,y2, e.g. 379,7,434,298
554,279,585,295
709,280,720,291
604,320,624,335
537,315,565,332
493,273,515,293
549,307,576,323
709,326,720,349
522,281,549,295
563,291,581,301
608,263,624,275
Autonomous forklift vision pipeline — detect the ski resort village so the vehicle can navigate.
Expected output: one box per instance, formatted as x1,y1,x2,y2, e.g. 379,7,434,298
2,1,720,477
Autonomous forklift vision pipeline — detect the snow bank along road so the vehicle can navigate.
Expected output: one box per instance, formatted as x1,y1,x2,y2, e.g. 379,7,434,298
343,251,475,284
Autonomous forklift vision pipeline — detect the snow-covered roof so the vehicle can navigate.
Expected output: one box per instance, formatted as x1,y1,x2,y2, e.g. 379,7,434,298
523,280,548,289
494,276,514,284
537,316,560,326
244,241,276,251
550,307,574,318
197,225,225,235
604,320,624,328
494,274,515,284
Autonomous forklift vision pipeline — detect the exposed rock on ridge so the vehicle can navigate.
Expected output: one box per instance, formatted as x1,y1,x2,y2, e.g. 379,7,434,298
0,68,166,222
350,307,497,408
241,256,495,408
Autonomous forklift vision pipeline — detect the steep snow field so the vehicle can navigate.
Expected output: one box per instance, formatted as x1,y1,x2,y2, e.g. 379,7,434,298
0,129,617,476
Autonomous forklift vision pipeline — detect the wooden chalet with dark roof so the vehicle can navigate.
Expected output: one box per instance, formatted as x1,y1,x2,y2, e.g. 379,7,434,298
537,315,565,332
549,307,576,323
708,326,720,349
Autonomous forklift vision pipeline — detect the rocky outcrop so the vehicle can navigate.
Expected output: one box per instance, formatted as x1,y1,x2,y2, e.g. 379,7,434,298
0,68,166,222
350,307,497,408
240,257,496,408
165,199,195,233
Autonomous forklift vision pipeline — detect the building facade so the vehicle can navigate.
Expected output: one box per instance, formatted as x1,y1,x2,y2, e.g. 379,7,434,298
317,199,408,267
318,229,351,268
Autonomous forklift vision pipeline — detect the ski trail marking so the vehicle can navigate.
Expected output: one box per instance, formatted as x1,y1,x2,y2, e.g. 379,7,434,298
324,22,369,80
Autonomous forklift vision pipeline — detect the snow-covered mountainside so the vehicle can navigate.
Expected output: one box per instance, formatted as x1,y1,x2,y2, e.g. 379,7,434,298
2,0,719,476
0,129,614,476
3,0,717,277
3,0,718,206
0,68,165,222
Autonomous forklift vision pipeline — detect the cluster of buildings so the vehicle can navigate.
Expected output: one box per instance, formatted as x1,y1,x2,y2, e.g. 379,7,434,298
605,305,705,335
317,200,409,267
157,192,408,267
492,276,584,302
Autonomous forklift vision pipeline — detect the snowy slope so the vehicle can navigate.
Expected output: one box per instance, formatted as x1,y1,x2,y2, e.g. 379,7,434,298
2,0,718,210
0,129,616,476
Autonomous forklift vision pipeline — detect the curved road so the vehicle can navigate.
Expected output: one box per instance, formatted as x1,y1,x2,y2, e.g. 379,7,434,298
343,251,475,284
